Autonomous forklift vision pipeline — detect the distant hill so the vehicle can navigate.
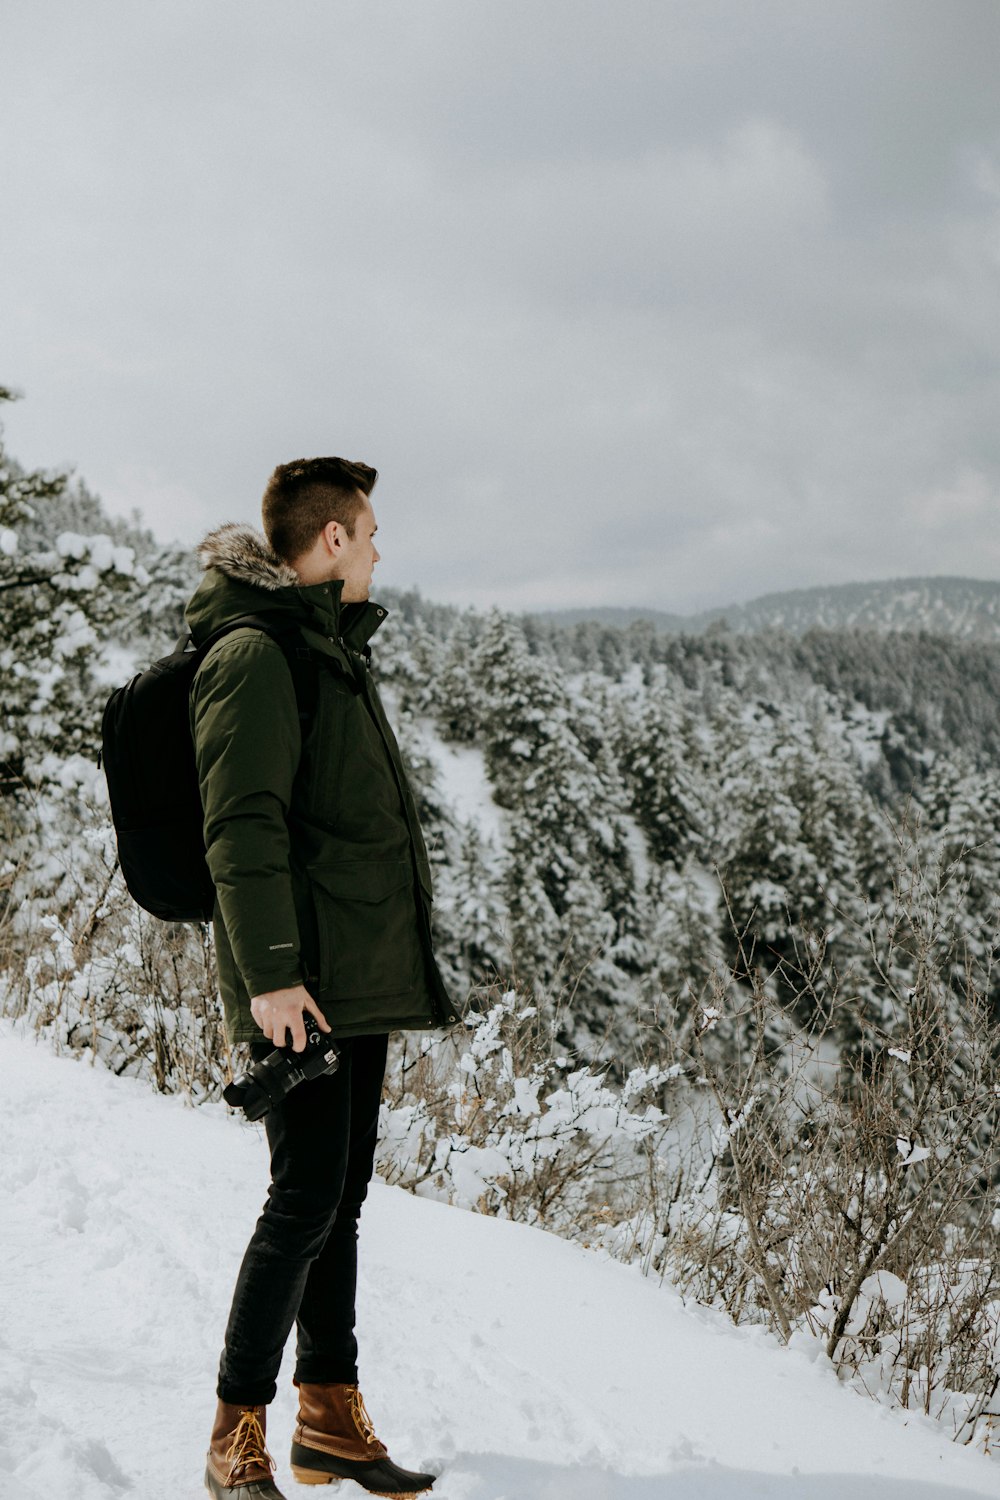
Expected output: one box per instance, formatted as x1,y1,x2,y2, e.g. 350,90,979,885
529,576,1000,641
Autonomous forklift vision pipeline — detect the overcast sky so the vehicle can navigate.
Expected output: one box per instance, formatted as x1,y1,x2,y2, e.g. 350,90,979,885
2,1,999,614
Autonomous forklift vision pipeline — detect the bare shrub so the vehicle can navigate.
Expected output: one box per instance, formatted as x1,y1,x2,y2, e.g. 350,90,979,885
643,828,1000,1453
378,977,677,1234
1,791,229,1099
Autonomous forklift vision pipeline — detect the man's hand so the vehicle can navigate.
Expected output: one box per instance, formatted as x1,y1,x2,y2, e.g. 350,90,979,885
250,985,332,1053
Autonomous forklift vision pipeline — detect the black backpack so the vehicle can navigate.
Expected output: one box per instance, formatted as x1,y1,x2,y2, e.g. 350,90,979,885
99,616,316,923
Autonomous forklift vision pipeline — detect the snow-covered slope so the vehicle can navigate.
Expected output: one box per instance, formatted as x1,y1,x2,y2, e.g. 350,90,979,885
1,1023,995,1500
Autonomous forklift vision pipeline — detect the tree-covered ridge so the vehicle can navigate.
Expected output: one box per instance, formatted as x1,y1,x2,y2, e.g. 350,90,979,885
531,574,1000,641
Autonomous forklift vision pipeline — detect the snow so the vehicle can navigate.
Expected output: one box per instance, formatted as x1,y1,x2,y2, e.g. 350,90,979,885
55,531,88,560
92,640,145,688
827,703,892,773
373,693,505,848
618,811,653,888
413,715,507,847
52,533,134,576
52,608,97,656
0,1022,996,1500
897,1137,934,1167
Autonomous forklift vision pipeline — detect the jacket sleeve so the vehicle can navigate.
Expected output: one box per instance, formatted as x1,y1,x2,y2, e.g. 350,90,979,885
190,634,305,997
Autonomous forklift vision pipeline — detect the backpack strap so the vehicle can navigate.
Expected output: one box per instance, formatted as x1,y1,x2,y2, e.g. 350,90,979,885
189,615,319,736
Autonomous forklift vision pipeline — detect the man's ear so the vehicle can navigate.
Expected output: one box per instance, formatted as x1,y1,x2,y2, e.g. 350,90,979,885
320,519,342,555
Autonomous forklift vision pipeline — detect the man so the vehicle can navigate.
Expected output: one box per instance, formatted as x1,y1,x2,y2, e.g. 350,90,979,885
186,457,458,1499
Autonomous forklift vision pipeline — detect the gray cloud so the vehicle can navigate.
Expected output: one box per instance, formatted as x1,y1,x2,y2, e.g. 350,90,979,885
1,0,998,613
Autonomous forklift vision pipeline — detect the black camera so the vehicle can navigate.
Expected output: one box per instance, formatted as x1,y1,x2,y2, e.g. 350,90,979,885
223,1018,340,1121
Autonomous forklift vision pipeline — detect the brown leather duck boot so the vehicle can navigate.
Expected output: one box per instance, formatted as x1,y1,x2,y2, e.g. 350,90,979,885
205,1400,287,1498
289,1381,435,1495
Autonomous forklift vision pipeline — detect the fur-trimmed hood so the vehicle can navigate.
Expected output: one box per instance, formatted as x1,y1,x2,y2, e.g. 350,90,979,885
185,522,310,644
196,523,300,592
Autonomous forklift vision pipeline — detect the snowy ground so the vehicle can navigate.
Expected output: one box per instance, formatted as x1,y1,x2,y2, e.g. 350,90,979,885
407,711,507,849
1,1021,996,1500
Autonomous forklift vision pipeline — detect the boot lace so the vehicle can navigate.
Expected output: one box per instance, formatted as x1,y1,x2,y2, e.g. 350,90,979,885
226,1407,276,1484
348,1386,379,1448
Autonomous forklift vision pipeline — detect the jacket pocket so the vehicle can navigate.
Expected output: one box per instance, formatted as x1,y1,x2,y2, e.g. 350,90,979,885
308,860,423,1000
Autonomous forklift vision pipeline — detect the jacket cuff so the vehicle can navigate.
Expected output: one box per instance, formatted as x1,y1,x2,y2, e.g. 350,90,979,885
240,963,306,999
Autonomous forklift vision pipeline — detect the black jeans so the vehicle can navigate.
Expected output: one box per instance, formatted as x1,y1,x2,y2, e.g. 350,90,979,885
217,1032,389,1406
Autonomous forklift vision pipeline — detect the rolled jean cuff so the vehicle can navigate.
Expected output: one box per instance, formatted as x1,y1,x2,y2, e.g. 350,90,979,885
293,1361,360,1387
217,1377,278,1407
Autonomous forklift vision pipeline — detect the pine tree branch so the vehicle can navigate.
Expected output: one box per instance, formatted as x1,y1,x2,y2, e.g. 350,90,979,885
0,573,53,593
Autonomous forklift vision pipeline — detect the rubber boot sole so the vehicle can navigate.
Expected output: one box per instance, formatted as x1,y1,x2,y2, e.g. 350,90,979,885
289,1441,434,1496
291,1473,426,1498
205,1460,289,1498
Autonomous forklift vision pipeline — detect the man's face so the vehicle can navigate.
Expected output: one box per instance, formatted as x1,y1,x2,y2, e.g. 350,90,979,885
335,492,380,602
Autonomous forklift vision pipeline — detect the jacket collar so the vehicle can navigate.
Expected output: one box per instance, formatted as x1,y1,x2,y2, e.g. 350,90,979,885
298,579,389,651
193,523,388,649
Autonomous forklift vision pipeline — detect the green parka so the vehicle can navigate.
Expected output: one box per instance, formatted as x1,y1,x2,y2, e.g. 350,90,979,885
185,523,459,1045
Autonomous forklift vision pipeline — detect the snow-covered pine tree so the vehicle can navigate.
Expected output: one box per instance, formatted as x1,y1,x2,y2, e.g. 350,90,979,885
472,610,641,1054
433,817,508,990
0,388,151,799
614,670,707,869
920,755,1000,1008
640,861,720,1033
714,705,882,1028
435,609,486,743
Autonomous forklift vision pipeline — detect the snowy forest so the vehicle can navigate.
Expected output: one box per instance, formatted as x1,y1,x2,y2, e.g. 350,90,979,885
3,387,1000,1453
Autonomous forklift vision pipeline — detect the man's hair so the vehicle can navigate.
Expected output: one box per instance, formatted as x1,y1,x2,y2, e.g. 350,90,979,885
262,456,378,563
